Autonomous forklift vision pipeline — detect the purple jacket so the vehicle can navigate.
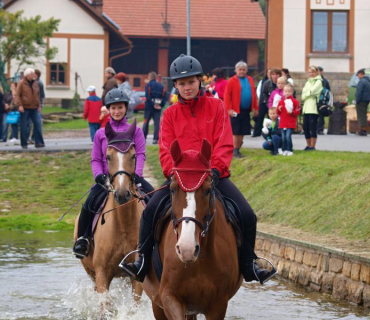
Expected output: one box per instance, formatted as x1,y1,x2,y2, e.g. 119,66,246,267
268,88,284,108
91,117,146,178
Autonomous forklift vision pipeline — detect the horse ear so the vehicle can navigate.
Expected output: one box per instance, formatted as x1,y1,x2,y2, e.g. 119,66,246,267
199,139,212,165
170,139,182,165
126,118,137,140
105,122,115,141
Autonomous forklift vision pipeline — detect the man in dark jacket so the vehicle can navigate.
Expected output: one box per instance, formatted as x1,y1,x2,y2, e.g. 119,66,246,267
317,66,331,135
253,68,281,137
102,67,117,103
143,72,167,144
355,69,370,136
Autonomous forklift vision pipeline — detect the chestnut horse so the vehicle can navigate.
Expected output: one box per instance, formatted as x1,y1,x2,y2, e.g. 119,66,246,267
73,121,143,300
143,139,242,320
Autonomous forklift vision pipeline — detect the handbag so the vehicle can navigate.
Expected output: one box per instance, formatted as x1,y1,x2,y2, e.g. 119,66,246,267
6,111,20,124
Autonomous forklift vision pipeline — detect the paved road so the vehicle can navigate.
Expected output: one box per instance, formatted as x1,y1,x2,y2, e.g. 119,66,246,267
0,131,369,152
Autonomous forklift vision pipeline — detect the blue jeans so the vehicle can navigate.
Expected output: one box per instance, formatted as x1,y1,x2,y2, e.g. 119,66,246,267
262,134,281,152
89,122,101,142
1,114,8,141
20,109,44,147
10,124,19,139
143,107,161,141
281,128,293,152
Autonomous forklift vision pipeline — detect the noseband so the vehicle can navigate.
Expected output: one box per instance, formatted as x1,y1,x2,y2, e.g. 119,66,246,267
171,172,217,243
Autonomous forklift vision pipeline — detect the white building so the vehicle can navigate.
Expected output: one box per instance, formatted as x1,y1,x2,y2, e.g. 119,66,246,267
4,0,131,100
266,0,370,73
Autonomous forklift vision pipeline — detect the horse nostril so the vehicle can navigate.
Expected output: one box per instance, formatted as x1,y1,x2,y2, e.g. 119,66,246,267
194,245,200,257
176,245,181,255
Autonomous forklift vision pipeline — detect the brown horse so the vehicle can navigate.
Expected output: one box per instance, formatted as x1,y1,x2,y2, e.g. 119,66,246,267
143,139,243,320
73,121,143,300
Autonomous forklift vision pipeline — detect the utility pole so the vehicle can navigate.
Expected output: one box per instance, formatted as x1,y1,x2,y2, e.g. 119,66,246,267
187,0,191,55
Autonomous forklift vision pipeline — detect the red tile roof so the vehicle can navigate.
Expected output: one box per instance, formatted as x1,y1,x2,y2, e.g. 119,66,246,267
103,0,266,40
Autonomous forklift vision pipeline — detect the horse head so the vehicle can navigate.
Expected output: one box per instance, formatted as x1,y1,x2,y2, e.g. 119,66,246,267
105,119,137,205
170,139,214,264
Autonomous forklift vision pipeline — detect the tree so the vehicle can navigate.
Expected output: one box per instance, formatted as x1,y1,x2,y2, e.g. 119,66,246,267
0,10,60,89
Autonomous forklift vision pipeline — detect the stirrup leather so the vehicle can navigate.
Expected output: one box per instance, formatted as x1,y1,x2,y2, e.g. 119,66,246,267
253,257,278,285
118,249,145,277
72,237,90,259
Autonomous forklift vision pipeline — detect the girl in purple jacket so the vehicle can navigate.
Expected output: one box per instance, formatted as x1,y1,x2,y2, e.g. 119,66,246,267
73,88,153,259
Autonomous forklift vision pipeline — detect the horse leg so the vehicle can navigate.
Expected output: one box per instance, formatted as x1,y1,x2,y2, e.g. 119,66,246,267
204,301,228,320
152,302,168,320
161,293,186,320
130,279,143,303
95,268,112,293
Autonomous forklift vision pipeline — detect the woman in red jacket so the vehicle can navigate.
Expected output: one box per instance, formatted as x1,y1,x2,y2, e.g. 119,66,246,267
119,54,276,284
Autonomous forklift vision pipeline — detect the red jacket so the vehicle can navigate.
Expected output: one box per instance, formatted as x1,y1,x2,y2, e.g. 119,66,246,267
224,75,258,114
83,93,102,123
276,97,301,129
159,92,233,179
214,78,228,101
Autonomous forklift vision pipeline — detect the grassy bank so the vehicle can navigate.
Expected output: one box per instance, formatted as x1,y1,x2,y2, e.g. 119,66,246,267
1,148,369,241
0,152,92,230
145,146,370,241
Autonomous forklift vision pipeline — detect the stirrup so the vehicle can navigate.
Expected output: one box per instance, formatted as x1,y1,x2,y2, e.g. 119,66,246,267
253,257,278,285
72,237,90,259
118,249,145,277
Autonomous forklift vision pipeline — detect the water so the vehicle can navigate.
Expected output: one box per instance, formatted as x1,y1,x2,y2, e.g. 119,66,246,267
0,231,369,320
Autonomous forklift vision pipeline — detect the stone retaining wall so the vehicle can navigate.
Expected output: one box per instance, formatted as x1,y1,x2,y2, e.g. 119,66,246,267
256,232,370,308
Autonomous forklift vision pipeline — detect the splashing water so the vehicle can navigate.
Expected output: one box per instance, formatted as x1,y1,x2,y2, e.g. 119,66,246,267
63,278,155,320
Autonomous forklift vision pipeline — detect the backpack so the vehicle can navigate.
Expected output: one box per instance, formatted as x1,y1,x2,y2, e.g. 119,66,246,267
317,86,334,117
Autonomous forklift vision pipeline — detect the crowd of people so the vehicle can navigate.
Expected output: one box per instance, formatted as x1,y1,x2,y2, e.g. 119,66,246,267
0,68,45,149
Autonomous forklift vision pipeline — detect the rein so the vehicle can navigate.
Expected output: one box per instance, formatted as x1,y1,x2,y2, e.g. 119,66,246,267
100,184,169,224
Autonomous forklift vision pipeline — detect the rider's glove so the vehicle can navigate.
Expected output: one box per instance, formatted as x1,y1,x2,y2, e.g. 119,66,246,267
95,174,107,186
211,168,220,187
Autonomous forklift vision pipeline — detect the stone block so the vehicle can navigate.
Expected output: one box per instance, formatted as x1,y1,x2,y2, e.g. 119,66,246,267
321,254,330,272
310,271,323,286
351,264,361,281
346,279,364,305
284,247,296,261
289,263,299,283
310,283,321,292
270,243,281,256
263,240,272,252
310,253,319,268
298,266,310,286
329,257,343,273
322,273,335,293
255,239,264,250
342,261,352,278
333,275,348,300
360,265,370,284
277,260,284,275
282,261,291,278
303,252,312,266
363,285,370,308
295,249,304,264
279,245,286,258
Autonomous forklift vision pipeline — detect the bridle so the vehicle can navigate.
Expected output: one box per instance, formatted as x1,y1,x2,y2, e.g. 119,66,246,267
170,169,217,244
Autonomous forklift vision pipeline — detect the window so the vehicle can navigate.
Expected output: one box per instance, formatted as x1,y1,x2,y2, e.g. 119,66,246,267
312,11,348,53
49,63,67,85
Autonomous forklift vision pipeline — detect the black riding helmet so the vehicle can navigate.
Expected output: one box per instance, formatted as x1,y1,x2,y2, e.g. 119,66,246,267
170,54,203,81
104,88,129,108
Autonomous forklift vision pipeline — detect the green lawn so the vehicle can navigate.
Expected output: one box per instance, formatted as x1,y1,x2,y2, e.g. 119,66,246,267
43,118,88,130
43,106,67,114
1,148,369,242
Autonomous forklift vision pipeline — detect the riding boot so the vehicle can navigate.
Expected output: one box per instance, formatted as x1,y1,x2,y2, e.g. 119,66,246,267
72,207,91,259
241,223,277,284
119,216,154,283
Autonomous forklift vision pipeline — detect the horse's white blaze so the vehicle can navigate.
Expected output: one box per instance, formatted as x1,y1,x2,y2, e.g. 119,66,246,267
177,192,196,247
116,152,125,187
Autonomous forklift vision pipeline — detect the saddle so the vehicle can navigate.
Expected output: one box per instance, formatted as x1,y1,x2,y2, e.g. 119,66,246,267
151,190,243,282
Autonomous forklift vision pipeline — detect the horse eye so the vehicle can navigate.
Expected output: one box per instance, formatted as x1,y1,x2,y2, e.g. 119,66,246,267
170,188,175,195
205,188,211,196
132,154,136,160
106,155,111,161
